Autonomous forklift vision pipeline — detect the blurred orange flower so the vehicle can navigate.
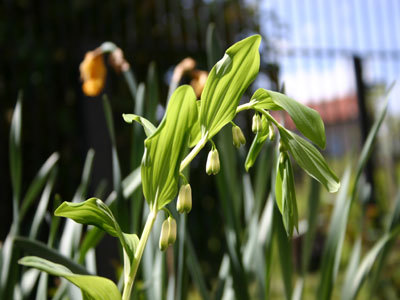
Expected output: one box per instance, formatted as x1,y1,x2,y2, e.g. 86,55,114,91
79,50,106,97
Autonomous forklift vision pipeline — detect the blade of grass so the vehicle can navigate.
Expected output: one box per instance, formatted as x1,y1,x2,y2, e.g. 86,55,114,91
341,237,362,298
342,228,400,300
14,237,90,275
275,204,293,300
130,84,146,233
318,84,393,300
59,150,95,258
29,169,58,239
10,92,23,226
19,152,60,221
368,189,400,298
103,95,127,230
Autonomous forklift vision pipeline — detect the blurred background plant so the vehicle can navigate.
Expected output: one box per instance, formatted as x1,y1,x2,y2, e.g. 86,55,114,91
1,1,400,299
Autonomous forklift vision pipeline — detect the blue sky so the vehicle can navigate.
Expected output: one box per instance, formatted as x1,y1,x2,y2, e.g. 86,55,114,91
251,0,400,114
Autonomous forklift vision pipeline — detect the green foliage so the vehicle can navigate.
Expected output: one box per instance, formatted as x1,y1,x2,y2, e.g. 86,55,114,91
198,35,261,141
141,85,198,210
19,256,121,300
10,32,399,300
250,89,326,148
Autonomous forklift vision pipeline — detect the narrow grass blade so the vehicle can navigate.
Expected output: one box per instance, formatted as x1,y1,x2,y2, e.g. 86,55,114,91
122,69,137,102
317,168,351,300
318,86,392,300
103,95,128,232
274,204,293,300
10,92,23,224
29,169,58,239
130,84,146,233
19,152,60,221
176,213,186,300
185,234,210,300
341,237,362,298
206,23,222,69
368,189,400,298
146,61,159,123
342,228,400,300
259,195,275,298
59,150,95,258
14,237,90,275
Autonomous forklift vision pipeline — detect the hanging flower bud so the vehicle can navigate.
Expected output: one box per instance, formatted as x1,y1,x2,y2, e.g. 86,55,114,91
177,184,192,214
252,113,262,133
79,49,107,97
268,123,275,141
232,125,246,148
159,219,169,251
206,149,220,175
279,140,287,153
167,217,177,245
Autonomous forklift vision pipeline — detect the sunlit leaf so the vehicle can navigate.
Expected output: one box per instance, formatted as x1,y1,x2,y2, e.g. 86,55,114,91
122,113,156,137
199,35,261,139
141,85,198,209
245,115,270,171
279,128,340,193
251,89,326,148
275,153,298,237
19,256,121,300
55,198,138,260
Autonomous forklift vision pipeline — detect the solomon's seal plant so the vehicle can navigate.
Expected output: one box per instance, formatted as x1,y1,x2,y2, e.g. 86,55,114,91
19,34,339,299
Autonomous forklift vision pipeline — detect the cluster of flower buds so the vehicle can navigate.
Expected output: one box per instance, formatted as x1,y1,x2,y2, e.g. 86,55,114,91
206,148,220,175
159,217,177,251
252,113,262,133
232,125,246,148
177,184,192,214
278,140,289,164
268,122,275,141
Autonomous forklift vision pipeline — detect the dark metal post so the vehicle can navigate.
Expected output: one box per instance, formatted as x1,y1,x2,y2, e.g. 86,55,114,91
353,56,375,203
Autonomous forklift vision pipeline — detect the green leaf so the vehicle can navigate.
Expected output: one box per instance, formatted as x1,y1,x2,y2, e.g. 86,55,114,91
317,168,351,300
14,236,90,275
251,89,326,148
19,256,121,300
55,198,138,261
275,205,293,300
122,113,156,137
141,85,198,209
245,115,270,171
10,92,23,215
275,153,298,237
342,229,400,300
55,198,119,237
279,128,340,193
199,35,261,140
20,152,60,220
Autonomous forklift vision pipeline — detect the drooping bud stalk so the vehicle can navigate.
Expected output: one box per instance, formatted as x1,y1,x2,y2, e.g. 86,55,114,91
167,217,177,245
279,140,287,153
206,148,220,175
159,219,170,251
268,123,275,141
177,184,192,214
252,113,262,133
232,125,246,148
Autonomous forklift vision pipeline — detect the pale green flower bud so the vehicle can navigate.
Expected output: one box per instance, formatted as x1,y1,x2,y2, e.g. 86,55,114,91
232,125,246,148
177,184,192,214
252,114,262,133
268,123,275,141
279,140,287,153
159,219,169,251
206,149,220,175
167,217,177,245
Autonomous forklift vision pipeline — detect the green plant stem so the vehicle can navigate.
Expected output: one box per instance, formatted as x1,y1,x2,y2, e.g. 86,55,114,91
122,209,158,300
180,134,209,172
